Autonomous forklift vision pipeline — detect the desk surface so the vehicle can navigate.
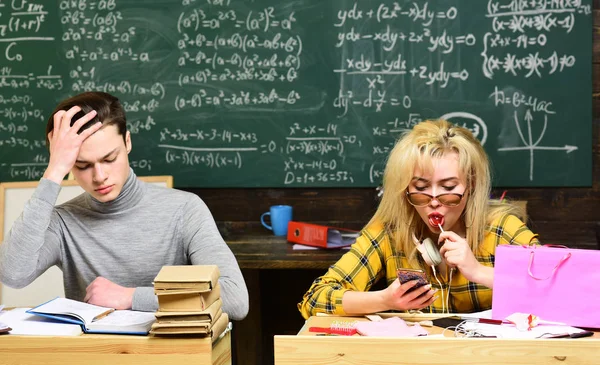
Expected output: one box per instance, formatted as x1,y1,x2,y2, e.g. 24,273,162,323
0,331,231,365
227,234,346,269
274,316,600,365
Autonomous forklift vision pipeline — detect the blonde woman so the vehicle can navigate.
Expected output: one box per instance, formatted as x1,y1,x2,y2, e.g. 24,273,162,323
298,120,538,318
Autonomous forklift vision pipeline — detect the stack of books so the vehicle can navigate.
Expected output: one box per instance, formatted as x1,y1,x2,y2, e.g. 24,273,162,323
150,265,228,340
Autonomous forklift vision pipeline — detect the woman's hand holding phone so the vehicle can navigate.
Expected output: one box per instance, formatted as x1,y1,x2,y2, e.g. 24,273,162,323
381,269,438,311
397,269,429,291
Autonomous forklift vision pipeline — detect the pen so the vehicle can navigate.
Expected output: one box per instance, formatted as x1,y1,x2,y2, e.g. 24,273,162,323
569,331,595,338
541,331,594,339
465,318,505,325
309,326,357,336
93,308,115,322
447,316,505,325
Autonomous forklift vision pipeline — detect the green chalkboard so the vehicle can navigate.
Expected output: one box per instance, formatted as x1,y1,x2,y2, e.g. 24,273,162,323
0,0,593,187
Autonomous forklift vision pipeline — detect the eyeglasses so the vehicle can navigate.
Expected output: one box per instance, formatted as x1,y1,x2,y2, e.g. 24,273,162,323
405,191,464,207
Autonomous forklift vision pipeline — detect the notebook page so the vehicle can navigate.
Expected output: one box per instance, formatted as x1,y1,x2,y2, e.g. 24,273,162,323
0,308,82,336
32,298,111,324
462,321,587,339
86,310,156,332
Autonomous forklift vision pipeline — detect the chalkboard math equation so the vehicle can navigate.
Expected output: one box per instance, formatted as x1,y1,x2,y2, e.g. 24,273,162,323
0,0,592,187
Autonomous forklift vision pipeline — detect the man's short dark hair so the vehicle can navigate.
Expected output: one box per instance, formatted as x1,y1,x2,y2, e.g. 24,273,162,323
45,91,127,149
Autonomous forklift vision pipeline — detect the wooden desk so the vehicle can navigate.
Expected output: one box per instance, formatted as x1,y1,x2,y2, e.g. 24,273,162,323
227,234,345,269
274,316,600,365
0,331,231,365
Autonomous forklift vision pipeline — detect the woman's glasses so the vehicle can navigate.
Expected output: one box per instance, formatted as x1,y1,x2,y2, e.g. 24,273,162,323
405,191,464,207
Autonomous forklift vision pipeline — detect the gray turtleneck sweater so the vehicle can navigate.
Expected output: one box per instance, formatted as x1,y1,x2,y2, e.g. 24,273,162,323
0,169,249,320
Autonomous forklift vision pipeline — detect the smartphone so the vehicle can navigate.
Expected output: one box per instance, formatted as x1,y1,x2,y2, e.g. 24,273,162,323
397,268,429,293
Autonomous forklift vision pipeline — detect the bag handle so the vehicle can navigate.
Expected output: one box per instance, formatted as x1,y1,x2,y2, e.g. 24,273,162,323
528,250,571,281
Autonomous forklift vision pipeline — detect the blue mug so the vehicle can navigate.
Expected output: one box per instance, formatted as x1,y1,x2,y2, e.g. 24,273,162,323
261,205,293,236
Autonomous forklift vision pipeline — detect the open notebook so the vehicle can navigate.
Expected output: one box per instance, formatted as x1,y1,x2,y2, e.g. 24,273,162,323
27,298,156,335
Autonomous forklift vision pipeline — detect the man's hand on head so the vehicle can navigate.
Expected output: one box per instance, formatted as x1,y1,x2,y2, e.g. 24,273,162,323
84,277,135,310
43,106,103,184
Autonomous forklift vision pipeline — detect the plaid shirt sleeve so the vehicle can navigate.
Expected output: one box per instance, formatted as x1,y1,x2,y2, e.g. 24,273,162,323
297,224,391,319
487,213,540,247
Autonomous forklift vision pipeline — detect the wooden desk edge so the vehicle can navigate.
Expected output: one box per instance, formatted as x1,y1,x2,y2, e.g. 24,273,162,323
274,314,600,365
0,330,231,365
274,334,600,365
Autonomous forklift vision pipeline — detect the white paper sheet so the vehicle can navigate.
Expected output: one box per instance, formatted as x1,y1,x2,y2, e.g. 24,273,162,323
0,308,82,336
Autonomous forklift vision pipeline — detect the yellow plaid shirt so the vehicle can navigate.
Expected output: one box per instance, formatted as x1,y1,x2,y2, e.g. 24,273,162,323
298,214,539,319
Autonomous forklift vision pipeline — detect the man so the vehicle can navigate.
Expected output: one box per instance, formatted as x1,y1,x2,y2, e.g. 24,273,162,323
0,92,249,320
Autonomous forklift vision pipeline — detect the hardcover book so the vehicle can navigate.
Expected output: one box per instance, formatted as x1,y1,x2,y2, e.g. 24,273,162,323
153,265,220,292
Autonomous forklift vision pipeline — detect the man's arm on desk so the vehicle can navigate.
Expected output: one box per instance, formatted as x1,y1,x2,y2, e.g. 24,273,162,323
0,179,61,288
84,277,136,310
83,278,159,312
88,195,250,316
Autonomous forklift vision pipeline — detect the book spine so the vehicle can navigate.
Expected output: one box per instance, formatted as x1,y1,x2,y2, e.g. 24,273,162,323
286,221,328,247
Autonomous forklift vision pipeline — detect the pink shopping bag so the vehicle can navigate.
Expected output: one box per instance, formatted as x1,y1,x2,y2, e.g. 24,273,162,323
492,245,600,328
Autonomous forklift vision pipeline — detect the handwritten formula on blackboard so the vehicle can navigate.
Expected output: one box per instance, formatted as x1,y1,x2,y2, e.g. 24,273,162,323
0,0,592,187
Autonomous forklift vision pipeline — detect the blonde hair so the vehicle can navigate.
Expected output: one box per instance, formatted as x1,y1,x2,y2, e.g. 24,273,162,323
368,120,521,268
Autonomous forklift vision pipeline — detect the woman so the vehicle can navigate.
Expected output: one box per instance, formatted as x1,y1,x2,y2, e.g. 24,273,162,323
298,120,538,319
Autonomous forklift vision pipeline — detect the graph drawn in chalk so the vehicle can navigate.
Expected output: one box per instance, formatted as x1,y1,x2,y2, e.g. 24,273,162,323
498,110,578,181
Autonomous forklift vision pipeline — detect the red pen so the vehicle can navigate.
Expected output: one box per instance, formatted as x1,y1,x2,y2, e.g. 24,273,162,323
451,316,504,325
470,318,504,325
309,326,357,336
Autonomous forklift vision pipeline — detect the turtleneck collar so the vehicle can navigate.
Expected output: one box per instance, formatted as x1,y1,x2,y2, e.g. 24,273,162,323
85,168,144,213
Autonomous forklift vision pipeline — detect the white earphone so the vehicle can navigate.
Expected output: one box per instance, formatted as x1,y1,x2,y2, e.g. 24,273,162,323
412,234,449,312
414,236,442,266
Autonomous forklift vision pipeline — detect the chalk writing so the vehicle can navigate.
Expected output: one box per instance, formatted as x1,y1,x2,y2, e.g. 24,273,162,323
0,0,591,187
